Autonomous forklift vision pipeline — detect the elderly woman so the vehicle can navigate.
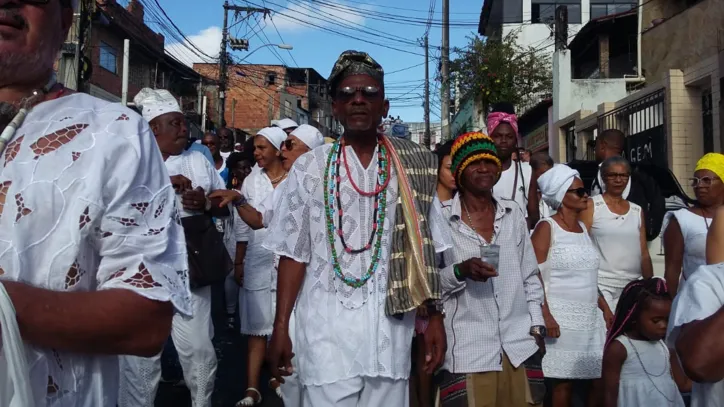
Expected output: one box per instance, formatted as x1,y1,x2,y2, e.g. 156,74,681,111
211,125,323,407
531,164,606,407
120,89,228,407
580,156,654,312
664,153,724,296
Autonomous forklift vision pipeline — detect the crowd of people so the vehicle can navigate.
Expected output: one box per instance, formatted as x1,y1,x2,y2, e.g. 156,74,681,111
3,2,724,407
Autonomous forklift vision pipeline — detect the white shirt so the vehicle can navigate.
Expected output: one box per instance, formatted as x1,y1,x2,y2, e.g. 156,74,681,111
164,150,226,219
589,195,643,288
663,209,711,281
592,163,632,198
493,161,532,217
667,263,724,407
0,94,191,407
258,178,287,228
263,144,449,385
239,170,276,291
439,195,544,373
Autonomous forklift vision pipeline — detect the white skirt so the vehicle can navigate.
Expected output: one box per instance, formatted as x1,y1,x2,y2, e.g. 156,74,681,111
543,297,605,379
239,287,274,336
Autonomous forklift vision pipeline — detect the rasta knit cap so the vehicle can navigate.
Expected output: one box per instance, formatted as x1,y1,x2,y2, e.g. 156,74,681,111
450,132,501,184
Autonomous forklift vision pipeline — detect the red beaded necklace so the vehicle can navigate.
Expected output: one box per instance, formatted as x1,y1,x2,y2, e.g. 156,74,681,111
339,135,392,197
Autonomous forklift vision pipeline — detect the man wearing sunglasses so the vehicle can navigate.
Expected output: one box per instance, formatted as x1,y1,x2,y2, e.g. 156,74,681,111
261,50,450,407
0,0,191,406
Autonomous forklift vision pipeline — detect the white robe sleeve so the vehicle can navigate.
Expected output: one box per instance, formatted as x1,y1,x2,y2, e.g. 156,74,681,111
95,119,192,316
262,159,316,264
667,263,724,347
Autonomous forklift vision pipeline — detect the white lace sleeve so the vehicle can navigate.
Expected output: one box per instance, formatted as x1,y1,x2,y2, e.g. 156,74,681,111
262,160,316,264
95,120,192,316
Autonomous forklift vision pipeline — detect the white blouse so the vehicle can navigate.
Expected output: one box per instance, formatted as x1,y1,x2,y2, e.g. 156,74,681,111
0,94,190,407
239,170,276,291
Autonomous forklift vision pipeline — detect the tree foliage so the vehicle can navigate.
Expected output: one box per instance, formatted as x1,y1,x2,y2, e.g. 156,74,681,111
451,31,553,113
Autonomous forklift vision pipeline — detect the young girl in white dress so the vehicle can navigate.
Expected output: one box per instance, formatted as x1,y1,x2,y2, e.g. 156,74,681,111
602,278,690,407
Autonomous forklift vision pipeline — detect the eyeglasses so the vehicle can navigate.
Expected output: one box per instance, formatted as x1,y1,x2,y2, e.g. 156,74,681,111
603,172,630,180
336,85,381,101
281,139,297,151
566,187,588,198
690,176,721,188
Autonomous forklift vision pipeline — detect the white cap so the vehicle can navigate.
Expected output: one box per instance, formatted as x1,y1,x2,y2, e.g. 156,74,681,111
271,118,299,130
290,124,324,150
133,88,182,123
256,127,287,151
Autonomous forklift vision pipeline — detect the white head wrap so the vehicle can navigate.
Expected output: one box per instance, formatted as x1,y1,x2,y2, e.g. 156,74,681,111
272,118,299,130
290,124,324,150
256,127,287,151
133,88,182,123
537,164,581,210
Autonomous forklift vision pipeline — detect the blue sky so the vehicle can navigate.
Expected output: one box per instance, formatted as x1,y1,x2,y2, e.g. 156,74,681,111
145,0,484,123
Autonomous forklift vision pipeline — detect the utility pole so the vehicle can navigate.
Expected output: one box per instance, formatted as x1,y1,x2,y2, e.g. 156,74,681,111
423,35,431,149
218,3,269,128
218,0,230,129
554,5,569,51
441,0,451,142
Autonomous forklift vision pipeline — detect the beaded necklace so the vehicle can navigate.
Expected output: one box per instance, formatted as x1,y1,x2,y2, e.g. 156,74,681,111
0,75,61,154
323,137,390,288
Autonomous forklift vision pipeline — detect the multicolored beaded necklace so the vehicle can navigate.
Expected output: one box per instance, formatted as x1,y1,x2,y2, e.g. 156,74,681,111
323,136,390,288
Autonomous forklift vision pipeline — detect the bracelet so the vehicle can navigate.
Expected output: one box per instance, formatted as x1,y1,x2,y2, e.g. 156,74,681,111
233,195,248,208
453,264,465,281
234,262,243,265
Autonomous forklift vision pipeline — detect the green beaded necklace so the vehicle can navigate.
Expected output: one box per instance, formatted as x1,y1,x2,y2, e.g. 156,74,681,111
323,139,389,288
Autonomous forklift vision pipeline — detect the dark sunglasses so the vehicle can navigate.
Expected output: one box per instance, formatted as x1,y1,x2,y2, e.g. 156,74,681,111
336,85,381,101
567,187,588,198
281,139,297,150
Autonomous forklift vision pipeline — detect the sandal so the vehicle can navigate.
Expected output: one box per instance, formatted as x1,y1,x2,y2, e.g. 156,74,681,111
235,388,262,406
269,378,283,398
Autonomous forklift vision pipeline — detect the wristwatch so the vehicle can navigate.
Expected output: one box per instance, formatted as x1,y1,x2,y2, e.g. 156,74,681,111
530,325,547,338
426,300,446,317
233,195,248,208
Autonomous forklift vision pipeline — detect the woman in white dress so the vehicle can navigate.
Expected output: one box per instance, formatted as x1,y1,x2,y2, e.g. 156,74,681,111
581,156,654,312
664,153,724,296
532,164,607,407
235,127,288,406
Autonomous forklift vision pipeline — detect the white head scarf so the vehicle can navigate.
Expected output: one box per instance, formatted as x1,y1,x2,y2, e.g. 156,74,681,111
290,124,324,150
256,127,287,151
537,164,580,210
133,88,182,123
272,118,299,130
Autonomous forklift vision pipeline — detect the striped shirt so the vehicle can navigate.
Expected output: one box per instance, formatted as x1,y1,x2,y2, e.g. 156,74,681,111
439,194,544,373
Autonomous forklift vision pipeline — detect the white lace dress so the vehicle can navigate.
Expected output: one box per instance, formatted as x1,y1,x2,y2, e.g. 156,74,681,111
539,219,604,379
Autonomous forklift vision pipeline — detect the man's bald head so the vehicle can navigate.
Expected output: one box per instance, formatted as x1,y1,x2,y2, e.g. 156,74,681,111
595,129,626,163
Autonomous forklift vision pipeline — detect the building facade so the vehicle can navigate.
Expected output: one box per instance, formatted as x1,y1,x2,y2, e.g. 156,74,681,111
57,0,201,111
549,0,724,197
193,64,341,137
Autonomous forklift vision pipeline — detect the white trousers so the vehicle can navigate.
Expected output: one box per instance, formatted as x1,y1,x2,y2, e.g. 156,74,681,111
599,284,625,312
280,310,302,407
118,286,217,407
303,377,409,407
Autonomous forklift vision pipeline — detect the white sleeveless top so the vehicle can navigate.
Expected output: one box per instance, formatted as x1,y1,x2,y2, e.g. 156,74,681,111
664,209,711,281
590,194,643,288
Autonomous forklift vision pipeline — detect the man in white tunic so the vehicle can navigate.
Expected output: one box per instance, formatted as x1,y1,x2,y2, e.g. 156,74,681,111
118,89,226,407
263,50,449,407
0,2,190,406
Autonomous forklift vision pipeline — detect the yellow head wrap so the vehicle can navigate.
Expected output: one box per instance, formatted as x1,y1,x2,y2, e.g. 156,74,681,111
695,153,724,181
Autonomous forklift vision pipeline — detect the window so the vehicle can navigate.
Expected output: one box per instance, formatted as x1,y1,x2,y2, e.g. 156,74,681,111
266,72,276,86
532,1,581,24
589,0,636,20
99,42,117,74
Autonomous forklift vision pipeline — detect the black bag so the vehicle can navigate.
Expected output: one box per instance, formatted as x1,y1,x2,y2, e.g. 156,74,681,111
181,214,233,289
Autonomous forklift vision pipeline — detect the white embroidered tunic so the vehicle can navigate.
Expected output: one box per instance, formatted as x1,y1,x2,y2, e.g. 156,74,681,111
0,93,191,407
264,144,449,386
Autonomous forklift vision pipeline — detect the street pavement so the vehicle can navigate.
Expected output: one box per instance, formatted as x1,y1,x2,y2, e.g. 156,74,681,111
155,283,284,407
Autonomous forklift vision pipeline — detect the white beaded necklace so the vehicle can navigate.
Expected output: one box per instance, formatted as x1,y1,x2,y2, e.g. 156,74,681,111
0,75,58,154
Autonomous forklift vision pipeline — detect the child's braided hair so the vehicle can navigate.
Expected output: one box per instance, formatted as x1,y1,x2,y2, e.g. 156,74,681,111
604,278,671,349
